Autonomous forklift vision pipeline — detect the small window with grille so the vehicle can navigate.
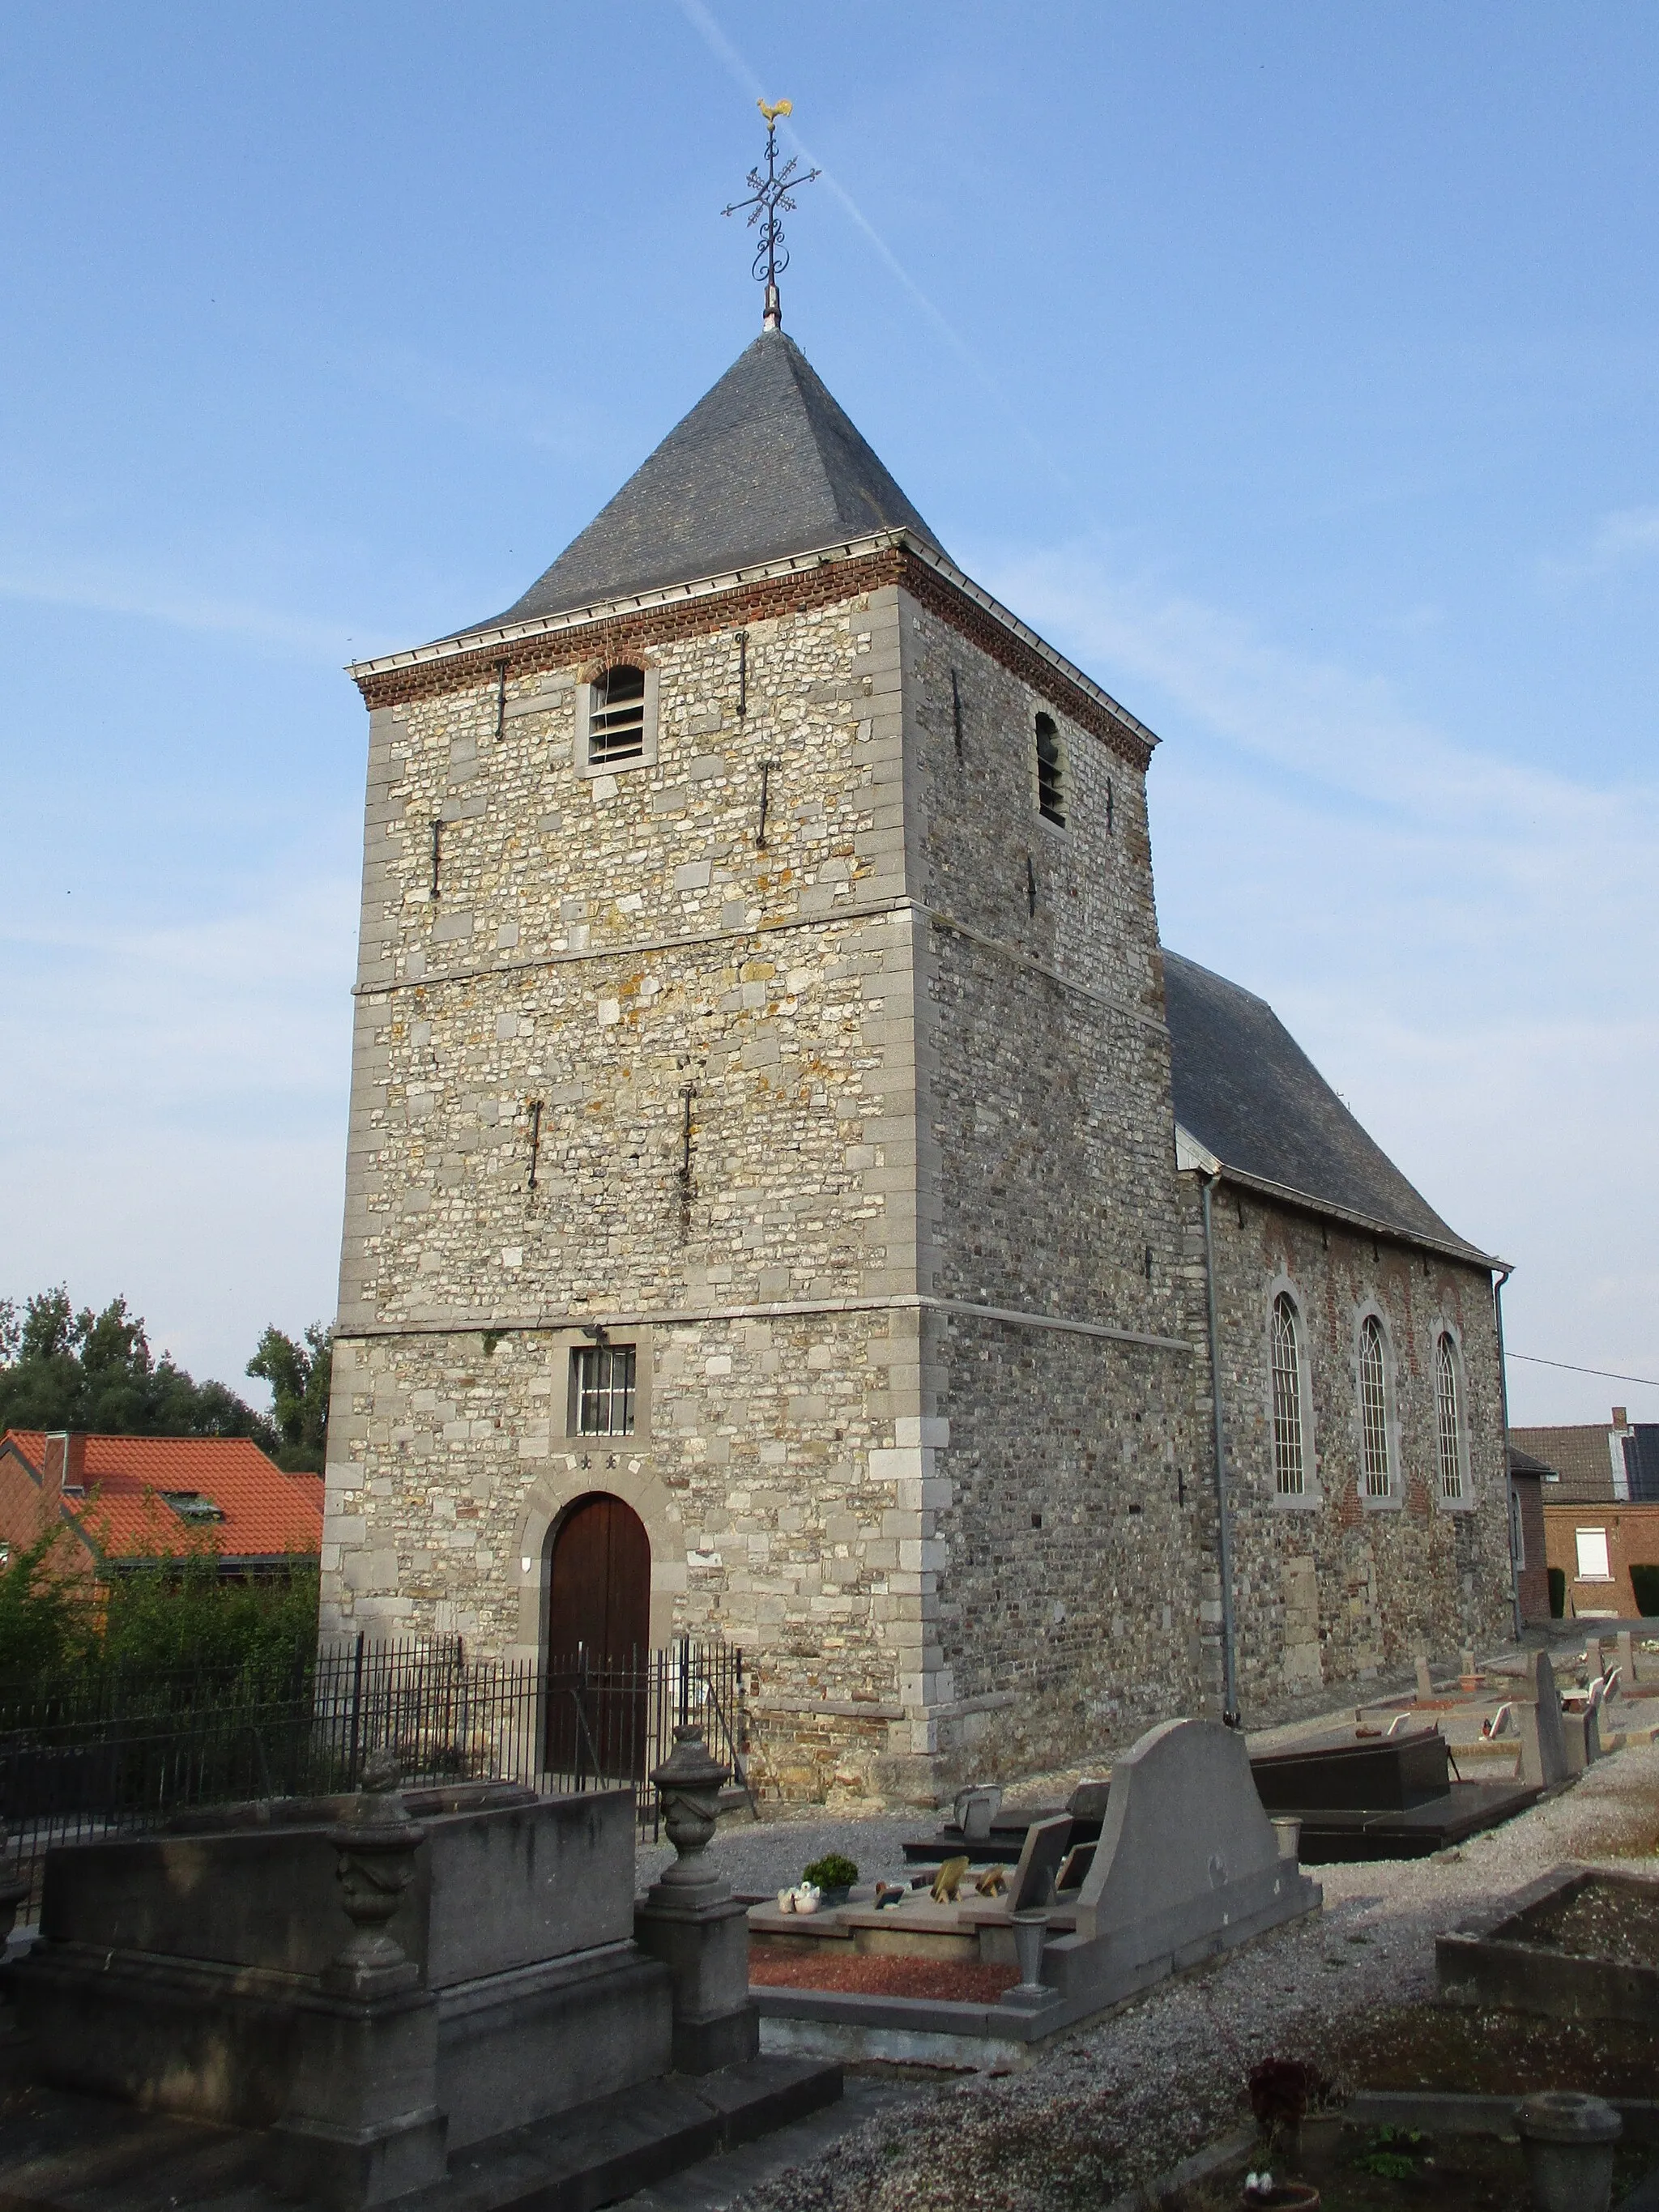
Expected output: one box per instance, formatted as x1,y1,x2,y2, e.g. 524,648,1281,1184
1435,1335,1465,1501
1358,1314,1392,1498
1035,713,1066,827
1270,1293,1307,1496
571,1343,637,1437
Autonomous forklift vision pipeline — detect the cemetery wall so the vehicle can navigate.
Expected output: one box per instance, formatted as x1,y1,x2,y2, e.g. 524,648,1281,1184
1203,1187,1513,1701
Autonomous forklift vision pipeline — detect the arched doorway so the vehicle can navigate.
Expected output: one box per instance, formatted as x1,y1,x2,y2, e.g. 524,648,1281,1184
544,1493,650,1780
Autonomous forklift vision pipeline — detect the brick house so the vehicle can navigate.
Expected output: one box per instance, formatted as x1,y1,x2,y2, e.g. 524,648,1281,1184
1513,1408,1659,1619
320,319,1516,1799
0,1430,322,1595
1506,1442,1553,1624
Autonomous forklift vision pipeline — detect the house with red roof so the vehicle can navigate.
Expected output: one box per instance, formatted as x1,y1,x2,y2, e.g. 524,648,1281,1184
0,1430,322,1592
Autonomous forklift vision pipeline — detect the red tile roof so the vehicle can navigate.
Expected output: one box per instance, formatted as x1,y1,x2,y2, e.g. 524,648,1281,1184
0,1431,322,1563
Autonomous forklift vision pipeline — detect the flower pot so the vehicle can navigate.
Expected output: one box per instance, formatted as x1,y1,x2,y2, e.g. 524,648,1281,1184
1241,2183,1319,2210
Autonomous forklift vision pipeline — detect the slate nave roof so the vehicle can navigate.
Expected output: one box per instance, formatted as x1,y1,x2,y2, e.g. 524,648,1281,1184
1162,949,1496,1268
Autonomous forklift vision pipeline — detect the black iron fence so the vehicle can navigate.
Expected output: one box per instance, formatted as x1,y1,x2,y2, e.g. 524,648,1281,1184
0,1636,748,1923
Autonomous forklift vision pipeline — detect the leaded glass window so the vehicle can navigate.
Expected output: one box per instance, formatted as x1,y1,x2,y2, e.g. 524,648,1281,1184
1435,1336,1464,1500
1271,1294,1306,1496
1358,1315,1392,1496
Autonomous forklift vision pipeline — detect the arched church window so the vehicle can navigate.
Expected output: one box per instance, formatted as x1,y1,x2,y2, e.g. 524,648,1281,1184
1435,1334,1465,1501
1358,1314,1392,1497
1270,1294,1307,1496
1035,713,1067,827
587,664,647,766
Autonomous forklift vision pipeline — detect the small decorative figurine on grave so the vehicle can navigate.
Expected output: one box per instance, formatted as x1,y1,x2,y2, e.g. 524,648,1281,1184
931,1855,970,1903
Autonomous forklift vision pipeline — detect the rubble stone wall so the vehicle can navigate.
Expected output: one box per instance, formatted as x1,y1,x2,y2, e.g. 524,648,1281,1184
1202,1187,1514,1700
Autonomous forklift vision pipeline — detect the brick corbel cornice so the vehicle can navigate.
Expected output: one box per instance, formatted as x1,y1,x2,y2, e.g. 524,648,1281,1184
352,539,1156,771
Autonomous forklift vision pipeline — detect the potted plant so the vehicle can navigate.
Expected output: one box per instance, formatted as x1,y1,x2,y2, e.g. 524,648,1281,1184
1243,2056,1329,2208
801,1853,859,1907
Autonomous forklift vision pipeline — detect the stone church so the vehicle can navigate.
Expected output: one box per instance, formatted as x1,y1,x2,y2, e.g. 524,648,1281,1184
320,314,1516,1804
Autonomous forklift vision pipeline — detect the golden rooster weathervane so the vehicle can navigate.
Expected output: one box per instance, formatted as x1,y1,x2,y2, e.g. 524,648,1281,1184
723,99,820,330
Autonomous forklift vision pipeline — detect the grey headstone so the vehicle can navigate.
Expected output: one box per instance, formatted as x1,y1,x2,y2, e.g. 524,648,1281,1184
1071,1718,1282,1945
1415,1656,1435,1701
952,1786,1002,1842
1519,1650,1569,1789
1066,1778,1112,1822
1584,1637,1604,1681
1008,1815,1072,1911
1616,1630,1636,1683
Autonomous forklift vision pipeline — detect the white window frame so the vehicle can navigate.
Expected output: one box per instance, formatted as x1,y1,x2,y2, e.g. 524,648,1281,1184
1575,1526,1612,1582
1265,1277,1319,1507
1354,1305,1400,1507
575,663,659,778
1433,1327,1474,1509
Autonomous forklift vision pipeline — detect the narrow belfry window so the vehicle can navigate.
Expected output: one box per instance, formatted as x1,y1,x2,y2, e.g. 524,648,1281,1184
1035,713,1066,826
588,665,647,765
1436,1336,1464,1500
1271,1294,1306,1497
573,1343,636,1436
1358,1315,1392,1497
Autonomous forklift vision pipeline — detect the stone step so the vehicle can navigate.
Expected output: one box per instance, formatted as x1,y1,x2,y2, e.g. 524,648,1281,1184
0,2057,843,2212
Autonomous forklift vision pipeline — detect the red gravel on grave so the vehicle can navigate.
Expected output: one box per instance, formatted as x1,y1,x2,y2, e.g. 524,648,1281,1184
748,1951,1020,2001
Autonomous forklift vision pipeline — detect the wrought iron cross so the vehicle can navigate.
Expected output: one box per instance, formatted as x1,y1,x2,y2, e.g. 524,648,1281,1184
723,99,820,330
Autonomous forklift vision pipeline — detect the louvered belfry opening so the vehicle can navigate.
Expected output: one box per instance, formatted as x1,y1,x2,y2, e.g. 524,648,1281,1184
588,663,647,765
1035,712,1066,826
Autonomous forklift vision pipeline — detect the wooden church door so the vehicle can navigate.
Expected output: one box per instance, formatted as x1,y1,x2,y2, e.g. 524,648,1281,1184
544,1494,650,1780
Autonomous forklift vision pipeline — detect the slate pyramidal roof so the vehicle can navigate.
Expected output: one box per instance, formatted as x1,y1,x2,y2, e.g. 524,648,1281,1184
485,327,949,629
353,330,1154,758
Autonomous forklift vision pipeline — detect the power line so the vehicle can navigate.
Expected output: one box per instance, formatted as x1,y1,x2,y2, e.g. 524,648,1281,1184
1508,1353,1659,1390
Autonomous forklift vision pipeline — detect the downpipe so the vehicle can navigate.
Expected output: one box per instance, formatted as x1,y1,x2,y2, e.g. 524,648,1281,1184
1494,1264,1521,1643
1201,1173,1242,1726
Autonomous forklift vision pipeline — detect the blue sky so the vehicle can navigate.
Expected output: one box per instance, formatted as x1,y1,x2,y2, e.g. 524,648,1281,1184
2,2,1654,1426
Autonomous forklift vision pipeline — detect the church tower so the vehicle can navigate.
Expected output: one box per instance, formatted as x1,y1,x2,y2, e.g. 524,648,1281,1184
321,320,1210,1802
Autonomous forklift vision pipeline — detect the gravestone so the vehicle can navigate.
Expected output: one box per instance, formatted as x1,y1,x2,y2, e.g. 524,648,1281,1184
1008,1813,1072,1910
1060,1720,1319,1962
1584,1637,1605,1681
952,1786,1003,1842
1518,1651,1569,1789
1616,1630,1635,1684
1415,1656,1435,1702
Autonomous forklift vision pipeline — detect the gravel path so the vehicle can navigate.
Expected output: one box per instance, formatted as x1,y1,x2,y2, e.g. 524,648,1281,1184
668,1741,1659,2212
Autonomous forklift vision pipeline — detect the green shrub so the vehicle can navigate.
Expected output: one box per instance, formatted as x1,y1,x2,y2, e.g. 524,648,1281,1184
1548,1566,1566,1618
803,1853,859,1891
1629,1564,1659,1617
100,1560,320,1694
0,1527,92,1686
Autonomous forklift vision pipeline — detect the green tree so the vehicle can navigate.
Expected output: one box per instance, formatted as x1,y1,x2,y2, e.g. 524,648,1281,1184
246,1323,331,1474
0,1524,92,1686
0,1286,276,1447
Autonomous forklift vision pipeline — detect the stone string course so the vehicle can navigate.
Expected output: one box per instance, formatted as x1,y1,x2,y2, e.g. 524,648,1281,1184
322,554,1515,1805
